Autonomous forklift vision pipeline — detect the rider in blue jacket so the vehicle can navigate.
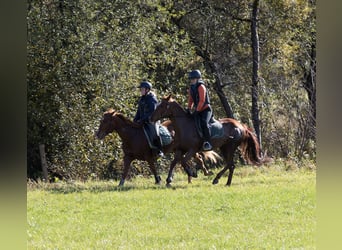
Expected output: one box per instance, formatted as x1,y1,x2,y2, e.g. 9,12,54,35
134,81,164,157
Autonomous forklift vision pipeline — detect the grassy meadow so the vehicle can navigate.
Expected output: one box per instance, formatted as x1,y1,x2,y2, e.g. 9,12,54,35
27,164,316,249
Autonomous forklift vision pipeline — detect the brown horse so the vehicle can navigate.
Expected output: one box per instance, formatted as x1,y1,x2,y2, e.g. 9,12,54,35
150,95,270,186
95,109,216,186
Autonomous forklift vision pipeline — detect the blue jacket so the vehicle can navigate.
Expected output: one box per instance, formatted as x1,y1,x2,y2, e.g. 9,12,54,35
134,92,158,123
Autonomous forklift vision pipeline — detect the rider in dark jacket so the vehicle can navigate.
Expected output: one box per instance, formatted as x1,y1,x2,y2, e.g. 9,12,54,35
134,81,164,157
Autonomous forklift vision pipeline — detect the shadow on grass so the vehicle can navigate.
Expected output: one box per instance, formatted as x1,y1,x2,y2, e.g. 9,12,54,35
28,165,315,194
27,179,190,194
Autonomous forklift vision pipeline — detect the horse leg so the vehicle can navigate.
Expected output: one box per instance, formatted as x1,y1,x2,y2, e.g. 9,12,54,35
147,159,161,185
166,150,182,187
212,160,235,185
180,149,197,183
226,163,235,186
193,153,213,176
212,144,237,186
119,155,133,186
212,165,229,185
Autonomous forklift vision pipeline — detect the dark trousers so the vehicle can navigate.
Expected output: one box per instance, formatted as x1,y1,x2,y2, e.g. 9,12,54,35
196,107,212,142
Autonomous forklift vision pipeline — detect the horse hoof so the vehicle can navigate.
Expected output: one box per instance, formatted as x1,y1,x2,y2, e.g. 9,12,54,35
205,171,214,176
212,179,219,185
166,183,172,188
155,176,162,185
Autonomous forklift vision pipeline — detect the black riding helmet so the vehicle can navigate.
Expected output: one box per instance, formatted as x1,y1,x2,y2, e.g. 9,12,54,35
138,81,152,90
188,70,202,79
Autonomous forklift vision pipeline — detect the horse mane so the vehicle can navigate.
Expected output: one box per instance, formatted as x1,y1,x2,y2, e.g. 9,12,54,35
114,112,141,128
104,109,141,128
162,95,189,115
105,108,115,114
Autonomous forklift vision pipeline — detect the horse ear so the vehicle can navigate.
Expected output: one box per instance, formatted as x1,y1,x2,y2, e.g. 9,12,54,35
106,108,115,115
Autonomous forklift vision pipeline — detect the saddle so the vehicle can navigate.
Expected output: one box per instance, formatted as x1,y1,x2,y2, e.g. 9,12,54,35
143,123,173,149
194,116,224,139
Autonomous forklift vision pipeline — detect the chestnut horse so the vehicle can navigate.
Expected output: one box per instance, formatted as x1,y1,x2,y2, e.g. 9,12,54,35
150,95,270,186
95,109,216,186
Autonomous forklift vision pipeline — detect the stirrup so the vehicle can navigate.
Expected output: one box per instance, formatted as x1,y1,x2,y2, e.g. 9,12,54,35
155,149,164,158
158,151,164,157
202,141,212,151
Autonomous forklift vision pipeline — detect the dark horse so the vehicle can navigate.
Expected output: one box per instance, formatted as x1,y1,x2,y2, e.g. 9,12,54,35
95,109,216,186
151,95,270,186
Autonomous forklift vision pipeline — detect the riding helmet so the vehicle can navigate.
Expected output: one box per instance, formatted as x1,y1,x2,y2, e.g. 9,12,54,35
188,70,202,79
138,81,152,89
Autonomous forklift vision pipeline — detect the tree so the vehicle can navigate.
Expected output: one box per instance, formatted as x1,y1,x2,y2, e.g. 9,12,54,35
27,0,316,180
250,0,261,145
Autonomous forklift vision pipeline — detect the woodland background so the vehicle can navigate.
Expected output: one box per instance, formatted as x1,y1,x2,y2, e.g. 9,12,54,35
27,0,316,180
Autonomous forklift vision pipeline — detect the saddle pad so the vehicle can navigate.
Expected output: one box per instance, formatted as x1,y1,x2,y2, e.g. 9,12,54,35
159,125,173,146
195,117,224,139
143,124,173,149
209,119,224,138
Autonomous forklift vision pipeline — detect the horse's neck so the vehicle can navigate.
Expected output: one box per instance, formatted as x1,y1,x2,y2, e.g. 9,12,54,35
170,108,193,133
113,117,136,140
172,104,187,117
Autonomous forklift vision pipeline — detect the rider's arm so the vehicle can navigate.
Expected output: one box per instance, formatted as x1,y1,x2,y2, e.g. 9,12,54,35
133,102,141,122
187,89,194,109
196,85,207,112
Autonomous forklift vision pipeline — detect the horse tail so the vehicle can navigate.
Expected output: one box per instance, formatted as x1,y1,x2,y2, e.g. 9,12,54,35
201,151,222,164
240,127,271,166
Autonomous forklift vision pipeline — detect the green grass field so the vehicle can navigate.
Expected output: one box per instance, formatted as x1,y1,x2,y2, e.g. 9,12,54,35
27,165,316,249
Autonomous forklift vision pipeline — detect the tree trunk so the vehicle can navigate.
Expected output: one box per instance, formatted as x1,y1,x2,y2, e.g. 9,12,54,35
39,144,49,182
251,0,261,146
213,77,235,119
202,53,234,118
303,42,316,140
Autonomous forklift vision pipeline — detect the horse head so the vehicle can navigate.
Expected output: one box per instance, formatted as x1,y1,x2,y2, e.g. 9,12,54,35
151,94,181,122
96,108,116,140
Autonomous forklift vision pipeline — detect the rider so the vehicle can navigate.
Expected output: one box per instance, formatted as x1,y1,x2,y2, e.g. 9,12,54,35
134,80,164,157
187,70,213,151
